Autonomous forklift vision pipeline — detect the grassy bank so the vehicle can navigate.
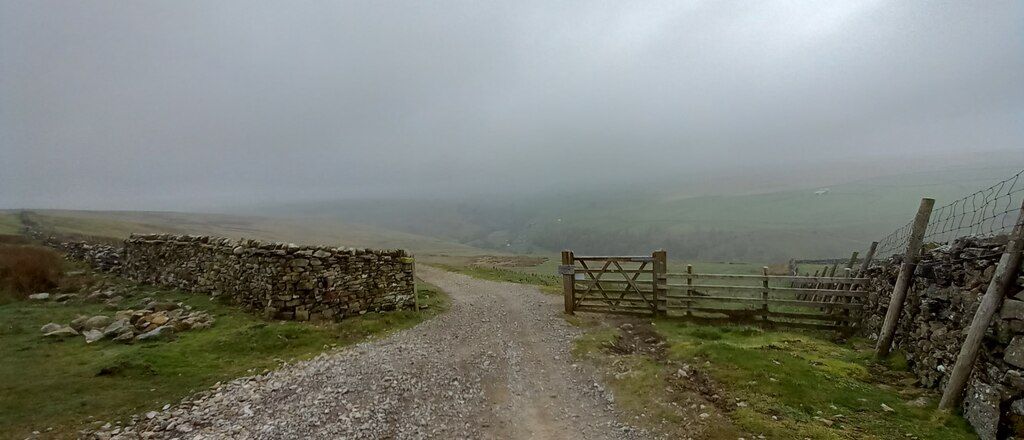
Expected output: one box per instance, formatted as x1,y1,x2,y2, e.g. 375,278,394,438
0,212,22,235
572,319,975,439
431,263,562,294
0,270,447,439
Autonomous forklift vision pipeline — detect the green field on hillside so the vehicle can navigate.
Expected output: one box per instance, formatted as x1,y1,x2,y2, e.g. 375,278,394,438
0,212,21,234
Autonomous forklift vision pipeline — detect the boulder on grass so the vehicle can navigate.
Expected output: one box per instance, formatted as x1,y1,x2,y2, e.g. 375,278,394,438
43,326,79,338
101,319,132,338
149,301,179,312
70,315,90,331
83,329,105,344
112,329,135,343
135,325,174,342
83,315,113,331
28,293,50,301
53,293,77,302
40,322,63,334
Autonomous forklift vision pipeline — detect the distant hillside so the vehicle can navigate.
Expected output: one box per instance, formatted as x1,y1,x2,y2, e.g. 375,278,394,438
257,163,1024,261
9,210,486,256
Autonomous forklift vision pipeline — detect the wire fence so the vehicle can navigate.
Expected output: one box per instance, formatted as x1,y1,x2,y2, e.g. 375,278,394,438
875,169,1024,256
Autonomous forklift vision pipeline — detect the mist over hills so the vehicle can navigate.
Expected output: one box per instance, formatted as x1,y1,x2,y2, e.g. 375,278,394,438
252,158,1024,261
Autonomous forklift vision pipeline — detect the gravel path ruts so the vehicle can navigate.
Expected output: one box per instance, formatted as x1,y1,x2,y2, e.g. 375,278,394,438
91,266,650,439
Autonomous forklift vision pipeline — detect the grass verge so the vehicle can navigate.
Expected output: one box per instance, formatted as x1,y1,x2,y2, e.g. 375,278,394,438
573,319,976,440
0,213,22,235
0,269,447,439
432,263,561,294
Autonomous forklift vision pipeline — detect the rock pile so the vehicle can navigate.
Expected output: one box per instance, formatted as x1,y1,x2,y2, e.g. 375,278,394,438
122,234,416,322
860,235,1024,439
41,301,214,344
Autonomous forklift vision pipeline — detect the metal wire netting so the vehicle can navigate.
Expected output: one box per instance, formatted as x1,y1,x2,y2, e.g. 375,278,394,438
875,169,1023,256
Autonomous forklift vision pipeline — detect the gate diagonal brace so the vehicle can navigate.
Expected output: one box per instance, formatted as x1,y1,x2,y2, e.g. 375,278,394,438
575,260,616,307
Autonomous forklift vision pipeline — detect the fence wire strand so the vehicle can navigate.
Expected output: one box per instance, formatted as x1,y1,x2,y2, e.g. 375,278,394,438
875,169,1024,256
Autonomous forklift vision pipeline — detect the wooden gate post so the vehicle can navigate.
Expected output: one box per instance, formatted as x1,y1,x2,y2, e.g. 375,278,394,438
939,200,1024,409
875,198,935,358
561,250,575,315
652,250,667,316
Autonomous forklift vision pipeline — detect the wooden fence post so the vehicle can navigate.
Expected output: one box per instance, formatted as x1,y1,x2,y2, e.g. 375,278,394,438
858,241,879,276
875,198,935,358
761,266,770,323
561,250,575,315
686,264,694,317
652,250,667,316
411,255,419,312
846,251,859,272
939,200,1024,409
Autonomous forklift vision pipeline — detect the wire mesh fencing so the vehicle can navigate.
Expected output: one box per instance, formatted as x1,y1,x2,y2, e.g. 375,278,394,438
875,169,1023,256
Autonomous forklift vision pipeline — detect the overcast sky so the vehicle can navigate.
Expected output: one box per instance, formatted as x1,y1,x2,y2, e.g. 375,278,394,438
1,1,1022,210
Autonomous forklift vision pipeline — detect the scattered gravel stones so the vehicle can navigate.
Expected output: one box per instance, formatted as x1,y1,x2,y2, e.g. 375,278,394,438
85,267,651,440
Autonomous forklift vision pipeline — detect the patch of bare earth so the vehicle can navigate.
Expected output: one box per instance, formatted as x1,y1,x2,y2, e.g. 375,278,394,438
577,317,747,440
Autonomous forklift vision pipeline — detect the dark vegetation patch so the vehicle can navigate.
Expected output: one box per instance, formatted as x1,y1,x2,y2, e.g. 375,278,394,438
0,234,32,245
0,244,63,298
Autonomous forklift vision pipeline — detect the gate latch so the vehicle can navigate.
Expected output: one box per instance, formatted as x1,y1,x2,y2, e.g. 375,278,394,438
557,265,576,275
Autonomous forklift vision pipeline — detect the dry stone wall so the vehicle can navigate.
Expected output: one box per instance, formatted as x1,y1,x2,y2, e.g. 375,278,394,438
860,235,1024,439
121,234,415,321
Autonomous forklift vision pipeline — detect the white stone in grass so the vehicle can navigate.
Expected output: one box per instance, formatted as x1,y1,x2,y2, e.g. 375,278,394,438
84,329,105,344
40,322,63,333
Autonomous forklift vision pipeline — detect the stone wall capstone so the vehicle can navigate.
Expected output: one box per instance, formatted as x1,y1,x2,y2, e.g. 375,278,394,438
860,235,1024,439
121,234,415,321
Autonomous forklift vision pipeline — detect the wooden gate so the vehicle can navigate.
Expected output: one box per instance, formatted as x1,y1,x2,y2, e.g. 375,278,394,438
559,250,666,316
559,250,868,331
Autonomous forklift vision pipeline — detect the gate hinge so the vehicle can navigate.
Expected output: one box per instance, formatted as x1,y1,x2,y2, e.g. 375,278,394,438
557,265,576,275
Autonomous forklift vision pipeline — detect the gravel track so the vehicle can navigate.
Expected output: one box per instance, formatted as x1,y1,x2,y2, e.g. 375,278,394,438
91,266,650,439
